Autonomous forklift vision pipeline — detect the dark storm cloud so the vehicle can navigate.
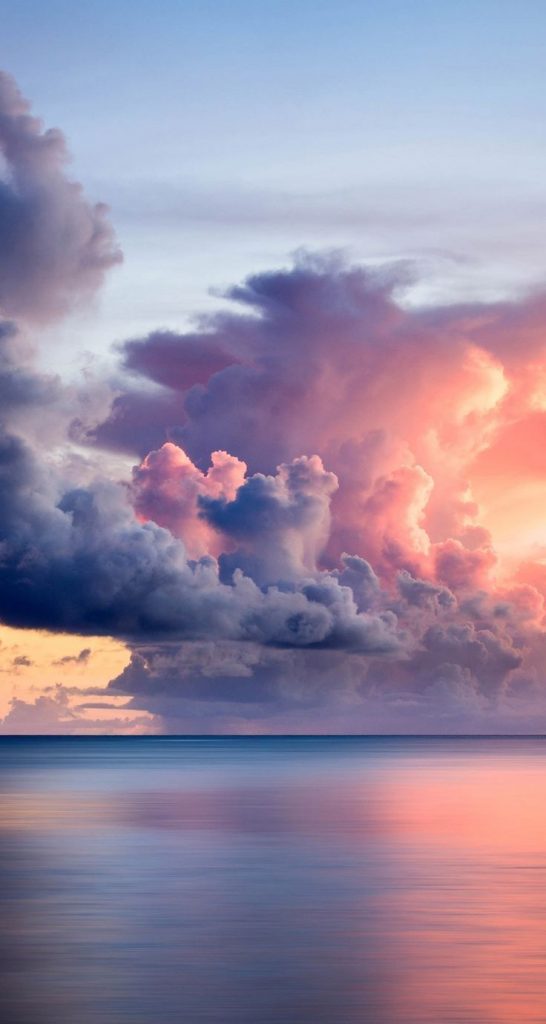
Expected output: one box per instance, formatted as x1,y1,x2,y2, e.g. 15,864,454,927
0,426,403,654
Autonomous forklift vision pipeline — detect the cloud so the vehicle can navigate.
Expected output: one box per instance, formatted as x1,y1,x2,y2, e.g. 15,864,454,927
12,654,32,668
201,453,338,585
0,70,121,323
433,537,497,592
0,688,79,733
396,569,454,610
123,330,237,390
84,251,526,581
0,320,60,409
39,251,546,730
0,685,153,735
2,69,546,732
0,426,405,659
107,621,544,735
53,647,92,666
107,642,389,734
132,442,246,558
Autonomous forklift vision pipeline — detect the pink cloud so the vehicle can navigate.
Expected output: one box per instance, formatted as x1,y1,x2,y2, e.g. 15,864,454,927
3,69,546,732
133,442,246,558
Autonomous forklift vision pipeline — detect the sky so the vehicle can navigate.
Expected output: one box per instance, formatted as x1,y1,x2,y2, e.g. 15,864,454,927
1,1,546,732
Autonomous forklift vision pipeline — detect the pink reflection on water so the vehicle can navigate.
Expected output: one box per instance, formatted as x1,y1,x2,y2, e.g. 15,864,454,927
2,739,546,1023
366,755,546,1023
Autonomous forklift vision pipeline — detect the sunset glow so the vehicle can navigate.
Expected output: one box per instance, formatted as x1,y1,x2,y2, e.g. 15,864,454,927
4,5,546,1023
1,1,546,735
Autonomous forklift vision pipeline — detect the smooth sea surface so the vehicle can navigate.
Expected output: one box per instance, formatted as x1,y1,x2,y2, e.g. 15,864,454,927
2,737,546,1024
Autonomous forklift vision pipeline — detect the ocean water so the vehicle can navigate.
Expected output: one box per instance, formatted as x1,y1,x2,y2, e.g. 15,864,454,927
1,737,546,1024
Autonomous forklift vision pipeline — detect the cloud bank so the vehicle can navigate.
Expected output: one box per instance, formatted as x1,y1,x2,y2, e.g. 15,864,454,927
2,70,546,733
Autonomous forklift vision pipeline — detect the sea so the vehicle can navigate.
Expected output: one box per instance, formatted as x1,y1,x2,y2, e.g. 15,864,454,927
1,736,546,1023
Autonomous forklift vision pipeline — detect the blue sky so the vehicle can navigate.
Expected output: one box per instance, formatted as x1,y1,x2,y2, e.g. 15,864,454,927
3,0,546,364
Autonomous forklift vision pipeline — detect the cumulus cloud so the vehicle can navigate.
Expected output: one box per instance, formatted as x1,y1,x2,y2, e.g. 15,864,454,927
0,70,121,322
0,685,153,735
200,453,338,584
0,426,404,660
396,569,455,610
132,442,246,557
2,69,546,732
84,252,528,579
0,688,80,733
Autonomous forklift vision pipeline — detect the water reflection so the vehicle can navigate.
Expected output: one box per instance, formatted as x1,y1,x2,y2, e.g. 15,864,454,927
1,737,546,1023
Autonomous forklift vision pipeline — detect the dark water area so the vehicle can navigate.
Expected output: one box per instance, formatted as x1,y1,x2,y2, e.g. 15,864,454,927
2,737,546,1023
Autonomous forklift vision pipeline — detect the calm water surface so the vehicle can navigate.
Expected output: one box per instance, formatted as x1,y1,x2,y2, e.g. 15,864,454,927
1,736,546,1023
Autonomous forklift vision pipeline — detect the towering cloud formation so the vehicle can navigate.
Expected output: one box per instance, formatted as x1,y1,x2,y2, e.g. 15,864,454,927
90,253,545,582
2,70,546,733
86,254,546,732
